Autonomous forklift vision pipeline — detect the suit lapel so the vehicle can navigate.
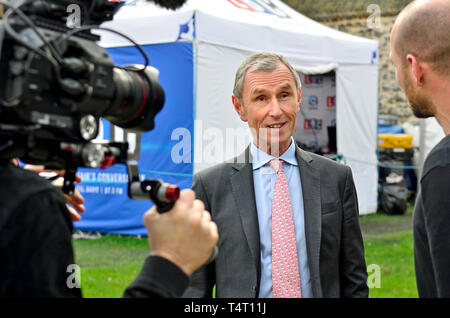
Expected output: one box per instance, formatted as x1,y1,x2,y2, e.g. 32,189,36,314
230,147,261,280
295,146,323,297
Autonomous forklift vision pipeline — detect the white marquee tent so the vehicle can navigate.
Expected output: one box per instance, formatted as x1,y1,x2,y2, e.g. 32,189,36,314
95,0,379,221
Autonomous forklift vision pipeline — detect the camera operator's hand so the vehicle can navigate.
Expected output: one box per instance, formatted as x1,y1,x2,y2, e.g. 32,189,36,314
23,165,85,221
143,189,219,276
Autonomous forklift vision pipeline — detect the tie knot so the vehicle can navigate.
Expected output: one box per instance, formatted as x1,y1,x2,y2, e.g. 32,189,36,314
269,159,284,173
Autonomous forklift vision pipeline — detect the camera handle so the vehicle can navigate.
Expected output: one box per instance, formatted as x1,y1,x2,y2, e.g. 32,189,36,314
58,160,218,264
126,160,218,264
59,160,180,211
126,160,180,212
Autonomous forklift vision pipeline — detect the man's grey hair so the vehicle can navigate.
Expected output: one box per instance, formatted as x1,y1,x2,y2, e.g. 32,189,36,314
233,52,301,101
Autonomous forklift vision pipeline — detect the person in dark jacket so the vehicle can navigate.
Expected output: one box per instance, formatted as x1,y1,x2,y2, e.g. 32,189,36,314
390,0,450,298
0,161,218,298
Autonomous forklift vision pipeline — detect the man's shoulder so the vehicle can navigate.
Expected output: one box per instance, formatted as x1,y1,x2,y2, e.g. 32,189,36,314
194,160,237,180
0,164,54,191
299,148,350,173
427,134,450,160
0,164,67,234
422,135,450,179
0,164,59,211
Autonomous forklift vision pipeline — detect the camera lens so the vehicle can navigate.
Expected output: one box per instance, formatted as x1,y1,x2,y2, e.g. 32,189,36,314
104,65,165,132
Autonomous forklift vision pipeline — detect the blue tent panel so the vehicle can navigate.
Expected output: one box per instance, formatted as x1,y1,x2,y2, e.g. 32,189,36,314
74,42,194,235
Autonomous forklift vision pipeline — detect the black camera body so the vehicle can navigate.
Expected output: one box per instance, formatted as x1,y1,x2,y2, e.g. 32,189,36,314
0,0,178,208
0,0,165,169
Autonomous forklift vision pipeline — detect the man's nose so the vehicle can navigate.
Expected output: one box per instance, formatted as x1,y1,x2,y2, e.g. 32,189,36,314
268,98,282,117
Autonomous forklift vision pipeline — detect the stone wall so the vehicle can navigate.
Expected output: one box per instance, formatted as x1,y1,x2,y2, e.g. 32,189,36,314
317,14,416,124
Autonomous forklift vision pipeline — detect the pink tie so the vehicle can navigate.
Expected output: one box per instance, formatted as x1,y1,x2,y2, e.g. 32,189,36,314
270,159,302,298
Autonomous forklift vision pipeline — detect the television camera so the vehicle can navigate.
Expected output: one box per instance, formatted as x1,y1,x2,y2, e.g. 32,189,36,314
0,0,181,211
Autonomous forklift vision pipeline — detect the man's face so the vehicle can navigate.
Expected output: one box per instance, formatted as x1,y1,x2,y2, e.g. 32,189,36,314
390,27,435,118
233,62,301,156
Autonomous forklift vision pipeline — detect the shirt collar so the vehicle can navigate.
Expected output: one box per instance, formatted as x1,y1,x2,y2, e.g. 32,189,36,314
250,137,298,170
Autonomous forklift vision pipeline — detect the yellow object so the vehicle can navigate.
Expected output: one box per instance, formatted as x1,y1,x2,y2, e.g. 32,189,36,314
378,134,413,149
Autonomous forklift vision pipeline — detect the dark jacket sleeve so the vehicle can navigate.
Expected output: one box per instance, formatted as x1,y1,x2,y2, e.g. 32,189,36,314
181,172,216,298
339,167,369,298
123,256,190,298
420,165,450,297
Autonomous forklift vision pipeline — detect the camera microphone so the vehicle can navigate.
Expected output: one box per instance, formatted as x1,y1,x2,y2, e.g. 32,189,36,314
148,0,188,10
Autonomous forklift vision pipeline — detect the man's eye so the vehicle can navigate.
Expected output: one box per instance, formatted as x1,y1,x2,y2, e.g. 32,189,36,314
256,96,265,101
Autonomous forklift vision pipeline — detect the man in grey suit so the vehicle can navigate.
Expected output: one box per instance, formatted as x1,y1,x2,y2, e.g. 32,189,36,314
183,52,368,298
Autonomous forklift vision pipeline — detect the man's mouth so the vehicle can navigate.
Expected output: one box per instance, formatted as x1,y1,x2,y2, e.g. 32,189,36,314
267,123,285,129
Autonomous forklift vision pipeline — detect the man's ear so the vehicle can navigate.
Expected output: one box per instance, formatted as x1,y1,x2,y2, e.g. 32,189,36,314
232,95,248,122
297,87,302,112
407,54,424,87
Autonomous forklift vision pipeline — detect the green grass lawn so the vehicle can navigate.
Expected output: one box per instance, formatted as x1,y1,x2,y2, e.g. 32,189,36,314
360,202,418,298
73,200,418,298
364,230,417,298
73,234,150,298
73,230,418,298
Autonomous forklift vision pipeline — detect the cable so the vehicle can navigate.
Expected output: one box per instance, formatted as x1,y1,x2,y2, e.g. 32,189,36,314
335,153,420,170
0,0,64,98
55,25,150,71
0,0,64,65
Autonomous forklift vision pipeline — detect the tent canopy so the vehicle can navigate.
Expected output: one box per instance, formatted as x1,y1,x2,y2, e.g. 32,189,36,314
100,0,378,66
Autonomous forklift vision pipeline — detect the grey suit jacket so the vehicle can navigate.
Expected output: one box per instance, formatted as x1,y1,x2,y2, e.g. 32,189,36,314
183,144,368,298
